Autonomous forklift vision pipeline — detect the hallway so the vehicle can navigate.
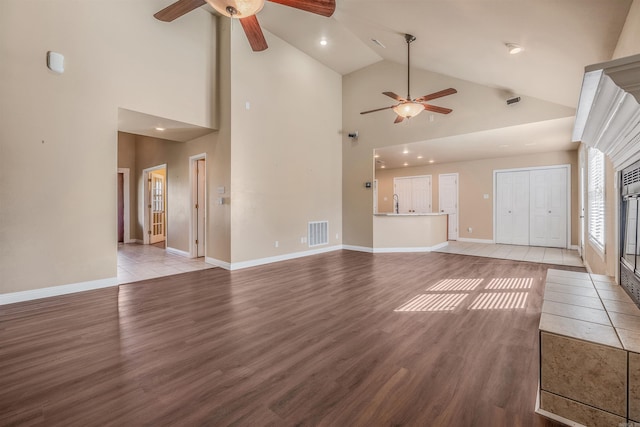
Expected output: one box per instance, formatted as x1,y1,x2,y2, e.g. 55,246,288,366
117,243,212,284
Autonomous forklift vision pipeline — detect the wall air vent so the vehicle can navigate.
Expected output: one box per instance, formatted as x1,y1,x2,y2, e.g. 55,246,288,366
308,221,329,247
622,161,640,196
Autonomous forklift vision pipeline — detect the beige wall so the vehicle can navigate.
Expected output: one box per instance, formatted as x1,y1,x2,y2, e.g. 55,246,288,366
0,0,217,293
342,60,576,248
613,0,640,59
375,151,579,245
229,26,342,262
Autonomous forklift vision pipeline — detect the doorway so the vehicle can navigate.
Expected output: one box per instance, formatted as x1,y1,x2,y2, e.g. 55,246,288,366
439,173,459,240
143,164,167,246
190,154,206,258
117,168,130,244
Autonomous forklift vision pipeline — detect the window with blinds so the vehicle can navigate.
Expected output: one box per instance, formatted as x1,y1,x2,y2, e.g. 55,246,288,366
588,147,605,252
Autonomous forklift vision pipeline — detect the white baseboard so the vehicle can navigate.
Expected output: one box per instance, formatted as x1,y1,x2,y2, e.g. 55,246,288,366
373,241,449,253
0,277,118,306
457,238,495,244
166,247,190,258
342,245,373,253
583,259,593,274
205,257,231,270
228,245,343,271
125,238,137,244
569,244,579,250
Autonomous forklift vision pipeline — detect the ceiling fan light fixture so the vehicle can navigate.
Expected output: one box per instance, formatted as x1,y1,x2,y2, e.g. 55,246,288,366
506,43,523,55
393,101,424,119
206,0,265,17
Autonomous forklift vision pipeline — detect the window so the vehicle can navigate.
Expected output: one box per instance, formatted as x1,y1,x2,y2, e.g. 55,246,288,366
588,147,605,252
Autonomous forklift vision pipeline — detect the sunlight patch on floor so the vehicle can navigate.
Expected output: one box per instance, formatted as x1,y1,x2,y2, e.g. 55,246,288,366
427,278,484,291
485,277,533,289
394,293,468,312
468,292,528,310
396,277,534,312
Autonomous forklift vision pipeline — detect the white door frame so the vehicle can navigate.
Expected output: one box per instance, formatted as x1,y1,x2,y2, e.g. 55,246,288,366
142,164,167,246
373,179,378,214
493,164,571,249
189,153,207,258
117,168,131,243
439,173,459,240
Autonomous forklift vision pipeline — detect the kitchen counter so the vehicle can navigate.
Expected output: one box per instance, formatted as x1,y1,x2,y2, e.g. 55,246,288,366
372,213,448,252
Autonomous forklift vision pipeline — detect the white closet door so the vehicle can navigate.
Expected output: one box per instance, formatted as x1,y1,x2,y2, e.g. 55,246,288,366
496,171,529,245
530,168,567,247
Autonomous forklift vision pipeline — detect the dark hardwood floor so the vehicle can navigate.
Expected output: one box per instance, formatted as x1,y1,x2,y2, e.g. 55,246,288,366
0,250,578,426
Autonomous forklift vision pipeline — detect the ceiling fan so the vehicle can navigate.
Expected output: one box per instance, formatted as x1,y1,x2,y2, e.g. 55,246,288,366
361,34,457,124
154,0,335,52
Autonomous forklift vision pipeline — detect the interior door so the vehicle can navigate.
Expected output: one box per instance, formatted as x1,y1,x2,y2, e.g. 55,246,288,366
412,176,431,213
149,171,166,244
394,177,413,213
196,159,206,257
439,173,458,240
496,171,529,245
530,168,567,248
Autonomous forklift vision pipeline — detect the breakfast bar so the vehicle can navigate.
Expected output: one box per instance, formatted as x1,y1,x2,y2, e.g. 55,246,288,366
372,213,448,252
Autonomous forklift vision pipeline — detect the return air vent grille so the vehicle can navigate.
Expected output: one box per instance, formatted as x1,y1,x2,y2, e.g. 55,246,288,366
622,160,640,196
308,221,329,247
623,166,640,187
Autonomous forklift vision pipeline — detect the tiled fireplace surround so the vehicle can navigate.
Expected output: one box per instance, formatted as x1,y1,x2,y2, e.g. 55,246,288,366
538,269,640,426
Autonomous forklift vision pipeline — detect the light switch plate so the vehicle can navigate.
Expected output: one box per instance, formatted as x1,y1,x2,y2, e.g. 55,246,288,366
47,51,64,74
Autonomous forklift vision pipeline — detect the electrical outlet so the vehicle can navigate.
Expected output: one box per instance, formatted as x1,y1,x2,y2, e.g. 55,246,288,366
275,241,279,248
336,233,339,240
468,227,472,233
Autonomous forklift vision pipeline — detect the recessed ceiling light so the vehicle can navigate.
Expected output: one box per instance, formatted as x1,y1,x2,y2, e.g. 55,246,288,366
320,39,328,46
403,149,409,154
403,162,409,166
374,154,380,158
381,165,386,169
429,160,435,163
155,127,165,131
417,155,423,159
506,43,523,55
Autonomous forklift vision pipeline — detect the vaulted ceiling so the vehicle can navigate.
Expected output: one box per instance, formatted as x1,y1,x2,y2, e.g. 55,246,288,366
133,0,634,164
258,0,633,108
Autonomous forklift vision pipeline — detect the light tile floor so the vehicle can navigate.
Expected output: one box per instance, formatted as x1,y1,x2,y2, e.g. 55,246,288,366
436,241,584,267
117,243,212,284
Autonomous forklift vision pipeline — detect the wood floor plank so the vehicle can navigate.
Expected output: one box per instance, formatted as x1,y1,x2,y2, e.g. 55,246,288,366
0,250,574,426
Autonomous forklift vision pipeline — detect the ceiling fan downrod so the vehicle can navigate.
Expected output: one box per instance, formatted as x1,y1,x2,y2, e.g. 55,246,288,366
405,33,416,100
